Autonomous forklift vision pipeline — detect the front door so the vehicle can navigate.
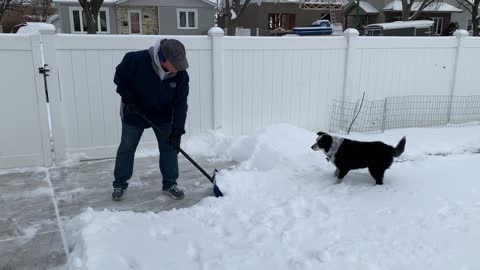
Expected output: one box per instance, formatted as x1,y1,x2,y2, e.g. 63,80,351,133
128,10,142,34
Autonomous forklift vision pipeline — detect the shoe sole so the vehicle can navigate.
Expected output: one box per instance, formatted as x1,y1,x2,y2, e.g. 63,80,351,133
163,191,184,200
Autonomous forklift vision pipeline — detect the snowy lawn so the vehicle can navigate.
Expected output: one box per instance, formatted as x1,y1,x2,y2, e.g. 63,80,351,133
68,125,480,270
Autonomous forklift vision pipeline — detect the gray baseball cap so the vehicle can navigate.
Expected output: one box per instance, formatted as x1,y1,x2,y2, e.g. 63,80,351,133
160,39,189,71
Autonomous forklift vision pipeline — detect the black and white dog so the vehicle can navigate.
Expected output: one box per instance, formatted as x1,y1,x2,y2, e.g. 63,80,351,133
311,132,406,185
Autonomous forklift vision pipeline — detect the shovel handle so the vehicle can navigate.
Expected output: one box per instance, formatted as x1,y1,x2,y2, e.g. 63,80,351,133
178,148,214,183
137,112,215,183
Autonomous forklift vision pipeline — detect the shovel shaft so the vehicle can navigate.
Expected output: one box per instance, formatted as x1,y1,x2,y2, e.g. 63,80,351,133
178,148,214,183
137,113,215,184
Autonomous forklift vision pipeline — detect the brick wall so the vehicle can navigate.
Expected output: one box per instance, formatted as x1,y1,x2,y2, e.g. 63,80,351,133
117,6,158,35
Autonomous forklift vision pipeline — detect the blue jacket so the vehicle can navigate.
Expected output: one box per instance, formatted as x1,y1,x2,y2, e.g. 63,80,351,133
114,49,189,134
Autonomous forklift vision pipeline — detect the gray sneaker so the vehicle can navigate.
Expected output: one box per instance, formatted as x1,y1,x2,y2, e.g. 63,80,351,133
112,187,127,201
163,185,185,200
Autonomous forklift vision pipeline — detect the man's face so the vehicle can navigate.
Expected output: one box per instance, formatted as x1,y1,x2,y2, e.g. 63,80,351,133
161,60,177,73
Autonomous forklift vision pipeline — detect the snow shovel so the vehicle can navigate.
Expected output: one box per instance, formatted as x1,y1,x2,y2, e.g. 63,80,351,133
137,113,224,198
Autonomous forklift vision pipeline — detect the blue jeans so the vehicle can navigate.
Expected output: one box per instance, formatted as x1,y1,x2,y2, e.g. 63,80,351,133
113,121,178,190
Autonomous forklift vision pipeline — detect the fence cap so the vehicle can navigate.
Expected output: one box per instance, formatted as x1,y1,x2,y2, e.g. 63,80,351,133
453,29,469,38
16,22,56,34
208,27,225,36
344,28,360,37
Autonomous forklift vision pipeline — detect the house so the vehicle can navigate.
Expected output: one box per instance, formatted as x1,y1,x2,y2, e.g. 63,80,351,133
448,0,480,34
50,0,216,35
222,0,344,36
343,0,463,35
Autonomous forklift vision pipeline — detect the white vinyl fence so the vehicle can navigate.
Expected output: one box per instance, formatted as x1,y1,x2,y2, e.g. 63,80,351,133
47,34,214,161
1,27,479,169
0,34,52,169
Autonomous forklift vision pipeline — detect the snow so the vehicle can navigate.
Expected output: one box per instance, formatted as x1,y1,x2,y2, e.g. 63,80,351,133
208,26,225,36
230,9,237,20
357,1,380,14
66,124,480,270
16,22,56,34
366,20,434,30
383,0,463,12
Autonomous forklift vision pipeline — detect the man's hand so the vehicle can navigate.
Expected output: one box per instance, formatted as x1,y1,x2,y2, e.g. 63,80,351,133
168,129,184,153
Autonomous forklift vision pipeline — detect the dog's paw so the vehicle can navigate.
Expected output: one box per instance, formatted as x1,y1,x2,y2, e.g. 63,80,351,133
335,179,343,184
334,169,340,177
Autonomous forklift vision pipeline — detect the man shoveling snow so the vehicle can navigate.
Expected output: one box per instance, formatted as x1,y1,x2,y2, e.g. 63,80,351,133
112,38,189,201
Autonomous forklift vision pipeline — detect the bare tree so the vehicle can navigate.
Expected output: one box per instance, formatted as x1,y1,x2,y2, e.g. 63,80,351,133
222,0,253,35
0,0,14,25
400,0,436,21
40,0,55,21
456,0,480,35
24,0,56,21
78,0,103,34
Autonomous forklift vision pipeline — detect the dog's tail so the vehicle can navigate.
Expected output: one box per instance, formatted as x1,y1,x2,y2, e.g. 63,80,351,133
393,137,406,157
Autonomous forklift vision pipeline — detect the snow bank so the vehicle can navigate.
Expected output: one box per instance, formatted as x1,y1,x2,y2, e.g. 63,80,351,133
67,124,480,270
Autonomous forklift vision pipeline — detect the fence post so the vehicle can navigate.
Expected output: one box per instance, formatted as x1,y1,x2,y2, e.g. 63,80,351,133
29,32,54,167
447,29,469,124
340,28,359,131
208,27,225,130
38,27,67,164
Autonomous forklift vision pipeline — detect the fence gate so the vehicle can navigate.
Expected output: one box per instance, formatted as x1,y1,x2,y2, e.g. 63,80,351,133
0,33,52,169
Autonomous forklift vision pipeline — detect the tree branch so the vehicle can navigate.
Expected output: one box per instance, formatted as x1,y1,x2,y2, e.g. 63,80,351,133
0,0,13,22
409,0,435,20
235,0,251,19
456,0,474,14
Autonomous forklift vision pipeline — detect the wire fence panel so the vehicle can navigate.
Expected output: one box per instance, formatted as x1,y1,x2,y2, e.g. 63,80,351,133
330,95,480,134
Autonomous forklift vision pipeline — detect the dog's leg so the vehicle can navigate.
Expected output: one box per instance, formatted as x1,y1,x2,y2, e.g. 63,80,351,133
336,170,349,184
369,167,385,185
334,168,340,177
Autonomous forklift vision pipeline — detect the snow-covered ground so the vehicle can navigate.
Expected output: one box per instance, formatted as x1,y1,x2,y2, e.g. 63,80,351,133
67,125,480,270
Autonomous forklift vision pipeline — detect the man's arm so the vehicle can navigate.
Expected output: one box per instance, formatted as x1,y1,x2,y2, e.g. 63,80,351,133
114,52,136,104
172,72,189,134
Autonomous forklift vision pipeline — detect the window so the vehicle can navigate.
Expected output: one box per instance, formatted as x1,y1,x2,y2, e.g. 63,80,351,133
177,9,198,29
128,10,142,34
431,17,444,35
69,7,110,33
268,14,295,30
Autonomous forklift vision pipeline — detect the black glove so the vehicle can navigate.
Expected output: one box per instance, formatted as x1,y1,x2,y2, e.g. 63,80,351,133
168,129,184,153
125,103,139,114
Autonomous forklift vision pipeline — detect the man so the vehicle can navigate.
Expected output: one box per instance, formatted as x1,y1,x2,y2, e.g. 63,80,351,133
112,38,189,201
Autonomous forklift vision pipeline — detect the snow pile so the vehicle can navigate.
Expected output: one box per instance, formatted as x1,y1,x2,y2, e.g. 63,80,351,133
185,124,319,171
67,125,480,270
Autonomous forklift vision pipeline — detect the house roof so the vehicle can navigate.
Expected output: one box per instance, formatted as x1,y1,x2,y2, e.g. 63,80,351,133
219,0,346,5
383,0,463,13
53,0,215,5
52,0,116,3
236,0,334,4
201,0,217,6
344,1,379,14
357,1,379,13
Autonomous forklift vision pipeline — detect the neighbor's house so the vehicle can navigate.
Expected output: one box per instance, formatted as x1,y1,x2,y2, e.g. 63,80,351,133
50,0,215,34
343,0,463,35
448,0,480,34
223,0,344,36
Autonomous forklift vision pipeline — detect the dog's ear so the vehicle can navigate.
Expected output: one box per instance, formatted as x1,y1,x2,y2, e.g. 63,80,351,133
316,131,326,136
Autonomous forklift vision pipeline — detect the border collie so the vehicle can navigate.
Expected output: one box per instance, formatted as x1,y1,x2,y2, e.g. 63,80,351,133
311,132,406,185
